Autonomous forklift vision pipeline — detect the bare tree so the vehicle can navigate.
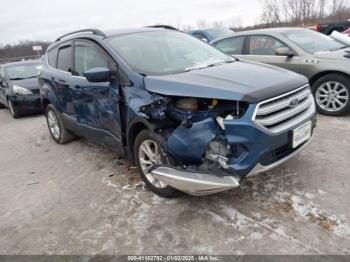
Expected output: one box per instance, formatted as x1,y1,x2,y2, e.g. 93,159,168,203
319,0,327,17
196,20,209,29
212,20,226,28
261,0,282,24
329,0,350,20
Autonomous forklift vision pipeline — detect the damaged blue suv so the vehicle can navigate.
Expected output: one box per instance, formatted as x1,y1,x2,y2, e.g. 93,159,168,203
39,28,316,197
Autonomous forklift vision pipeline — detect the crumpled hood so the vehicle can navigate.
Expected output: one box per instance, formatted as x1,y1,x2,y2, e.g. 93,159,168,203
314,48,350,60
10,78,40,91
144,61,308,103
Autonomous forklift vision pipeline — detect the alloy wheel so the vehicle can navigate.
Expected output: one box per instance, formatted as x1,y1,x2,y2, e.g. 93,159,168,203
316,81,349,112
8,99,15,117
47,110,61,140
138,139,168,189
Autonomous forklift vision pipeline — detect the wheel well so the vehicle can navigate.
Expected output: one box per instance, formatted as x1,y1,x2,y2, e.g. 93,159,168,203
42,98,50,112
309,71,350,86
127,122,148,160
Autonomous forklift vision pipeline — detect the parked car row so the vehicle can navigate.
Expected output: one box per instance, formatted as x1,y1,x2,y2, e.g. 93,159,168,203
5,25,347,198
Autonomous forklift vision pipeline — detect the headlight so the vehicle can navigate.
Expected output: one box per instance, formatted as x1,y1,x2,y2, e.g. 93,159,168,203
13,85,33,95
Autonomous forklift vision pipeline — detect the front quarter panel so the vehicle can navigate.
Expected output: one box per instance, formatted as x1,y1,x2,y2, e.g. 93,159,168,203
301,54,350,80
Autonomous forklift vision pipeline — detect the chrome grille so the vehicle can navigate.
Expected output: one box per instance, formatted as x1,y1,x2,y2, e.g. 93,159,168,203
253,85,316,133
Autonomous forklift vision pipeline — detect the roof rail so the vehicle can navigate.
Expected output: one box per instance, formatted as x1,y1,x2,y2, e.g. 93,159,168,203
55,29,106,42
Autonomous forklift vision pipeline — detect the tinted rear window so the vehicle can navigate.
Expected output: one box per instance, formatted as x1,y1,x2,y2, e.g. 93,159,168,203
47,47,58,68
57,45,72,72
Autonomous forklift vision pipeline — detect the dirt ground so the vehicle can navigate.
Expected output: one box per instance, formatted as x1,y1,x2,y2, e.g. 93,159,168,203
0,109,349,255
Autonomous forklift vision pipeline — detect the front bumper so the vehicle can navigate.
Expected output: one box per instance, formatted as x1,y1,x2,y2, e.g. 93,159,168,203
151,165,240,196
151,136,313,196
154,101,316,196
10,94,42,114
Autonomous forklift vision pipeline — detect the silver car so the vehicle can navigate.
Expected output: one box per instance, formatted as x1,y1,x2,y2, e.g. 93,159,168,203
211,28,350,116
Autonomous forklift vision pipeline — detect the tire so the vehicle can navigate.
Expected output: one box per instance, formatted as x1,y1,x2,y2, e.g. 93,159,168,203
7,98,20,118
312,73,350,116
134,129,179,198
46,104,75,144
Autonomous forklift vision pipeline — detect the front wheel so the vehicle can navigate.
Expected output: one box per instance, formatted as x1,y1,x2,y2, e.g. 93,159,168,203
46,104,75,144
312,74,350,116
7,98,20,118
134,129,178,198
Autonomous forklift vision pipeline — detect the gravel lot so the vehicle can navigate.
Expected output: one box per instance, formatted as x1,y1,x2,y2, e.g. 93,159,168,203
0,108,349,255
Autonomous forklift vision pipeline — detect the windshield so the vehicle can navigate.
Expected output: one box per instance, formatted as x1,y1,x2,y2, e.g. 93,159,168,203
282,29,346,53
108,30,233,75
6,63,42,80
206,28,234,39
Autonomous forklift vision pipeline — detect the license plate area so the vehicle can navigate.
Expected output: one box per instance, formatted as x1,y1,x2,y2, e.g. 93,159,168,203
292,121,312,148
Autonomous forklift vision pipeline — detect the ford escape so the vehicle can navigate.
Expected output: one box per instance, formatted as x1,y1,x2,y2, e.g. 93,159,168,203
39,28,316,197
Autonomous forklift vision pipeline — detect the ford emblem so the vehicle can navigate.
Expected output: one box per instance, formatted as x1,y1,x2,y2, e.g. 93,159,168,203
289,98,300,108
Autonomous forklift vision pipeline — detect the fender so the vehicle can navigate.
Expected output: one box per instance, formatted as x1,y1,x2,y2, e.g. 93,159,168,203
125,116,158,161
40,82,64,113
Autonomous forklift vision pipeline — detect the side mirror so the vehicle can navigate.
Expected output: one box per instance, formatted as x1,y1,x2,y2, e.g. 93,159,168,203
84,67,111,83
201,38,208,43
276,47,295,58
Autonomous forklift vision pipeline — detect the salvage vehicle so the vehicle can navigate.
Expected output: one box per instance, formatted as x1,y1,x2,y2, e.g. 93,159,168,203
212,28,350,116
0,60,43,118
39,28,316,197
188,28,234,42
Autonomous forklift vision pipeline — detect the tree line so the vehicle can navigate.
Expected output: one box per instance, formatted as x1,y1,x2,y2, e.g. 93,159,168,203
0,41,51,62
259,0,350,27
175,0,350,31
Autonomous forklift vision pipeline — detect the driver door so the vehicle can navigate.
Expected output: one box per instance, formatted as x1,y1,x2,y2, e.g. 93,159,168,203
72,40,124,154
246,35,302,74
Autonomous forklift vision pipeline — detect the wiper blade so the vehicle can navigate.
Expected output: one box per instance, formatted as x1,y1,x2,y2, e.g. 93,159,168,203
205,60,235,68
184,60,234,72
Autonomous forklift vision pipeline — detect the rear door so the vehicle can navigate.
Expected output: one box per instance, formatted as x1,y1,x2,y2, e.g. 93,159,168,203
50,42,77,120
72,40,124,153
245,35,301,73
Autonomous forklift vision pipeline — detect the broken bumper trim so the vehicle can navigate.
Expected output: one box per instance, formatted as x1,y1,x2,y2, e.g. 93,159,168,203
151,138,312,196
247,137,313,177
150,166,240,196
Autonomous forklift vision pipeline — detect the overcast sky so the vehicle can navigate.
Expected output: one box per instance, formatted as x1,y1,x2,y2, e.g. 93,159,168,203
0,0,262,45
